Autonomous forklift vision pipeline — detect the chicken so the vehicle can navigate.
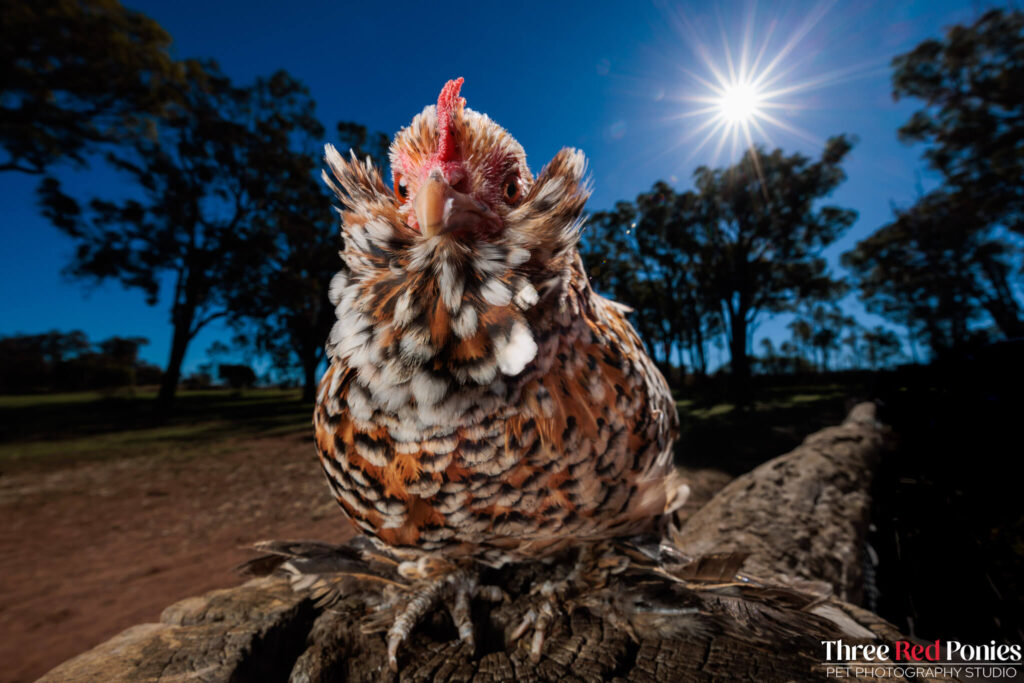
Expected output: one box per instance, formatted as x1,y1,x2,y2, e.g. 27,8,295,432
314,77,688,670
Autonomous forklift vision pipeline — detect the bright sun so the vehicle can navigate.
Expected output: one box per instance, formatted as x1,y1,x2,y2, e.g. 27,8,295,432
666,1,854,165
718,82,762,123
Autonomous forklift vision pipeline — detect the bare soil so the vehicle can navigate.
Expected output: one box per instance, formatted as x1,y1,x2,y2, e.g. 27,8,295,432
0,429,731,683
0,432,353,683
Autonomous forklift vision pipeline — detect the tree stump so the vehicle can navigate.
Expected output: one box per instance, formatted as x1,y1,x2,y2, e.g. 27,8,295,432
42,403,947,682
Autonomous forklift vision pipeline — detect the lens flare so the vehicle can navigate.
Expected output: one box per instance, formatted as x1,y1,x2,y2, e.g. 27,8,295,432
650,1,873,169
718,82,762,123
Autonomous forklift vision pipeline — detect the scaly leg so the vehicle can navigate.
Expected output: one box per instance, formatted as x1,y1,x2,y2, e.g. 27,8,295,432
509,580,562,662
507,544,631,662
385,561,503,672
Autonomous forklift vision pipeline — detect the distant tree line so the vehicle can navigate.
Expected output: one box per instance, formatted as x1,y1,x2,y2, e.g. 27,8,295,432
180,341,259,391
0,330,161,393
2,3,1021,409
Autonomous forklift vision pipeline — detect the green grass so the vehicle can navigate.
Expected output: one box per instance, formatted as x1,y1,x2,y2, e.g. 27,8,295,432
0,391,144,408
0,388,312,469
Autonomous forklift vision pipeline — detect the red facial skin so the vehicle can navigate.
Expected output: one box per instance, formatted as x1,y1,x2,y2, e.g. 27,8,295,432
395,79,523,239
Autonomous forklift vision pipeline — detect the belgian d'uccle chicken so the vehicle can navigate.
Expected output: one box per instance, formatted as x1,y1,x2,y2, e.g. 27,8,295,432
313,77,689,669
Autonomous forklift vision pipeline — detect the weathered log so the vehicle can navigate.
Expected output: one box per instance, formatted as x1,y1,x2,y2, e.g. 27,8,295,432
43,403,940,683
672,402,888,604
37,576,316,682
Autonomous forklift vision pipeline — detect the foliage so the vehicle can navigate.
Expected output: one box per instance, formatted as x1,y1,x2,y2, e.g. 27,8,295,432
861,326,903,369
848,9,1024,354
787,304,856,372
583,138,856,397
25,4,1023,401
843,191,1020,354
754,338,814,375
583,184,723,375
233,122,390,401
0,0,182,174
688,138,856,391
892,8,1024,235
39,62,324,412
218,363,256,390
0,330,156,393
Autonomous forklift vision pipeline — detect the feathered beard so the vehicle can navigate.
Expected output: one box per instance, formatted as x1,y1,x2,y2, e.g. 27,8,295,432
321,143,591,429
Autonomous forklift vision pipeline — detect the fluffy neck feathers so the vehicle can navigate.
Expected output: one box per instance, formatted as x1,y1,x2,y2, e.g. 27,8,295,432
322,141,590,421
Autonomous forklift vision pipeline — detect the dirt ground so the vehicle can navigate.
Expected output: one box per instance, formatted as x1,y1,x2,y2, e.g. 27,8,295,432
0,432,354,683
0,429,730,683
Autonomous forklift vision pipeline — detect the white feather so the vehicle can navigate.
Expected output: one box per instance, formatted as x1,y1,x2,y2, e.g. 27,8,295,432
513,282,539,310
393,289,418,328
438,261,464,313
473,243,511,277
495,321,537,376
536,177,564,204
421,433,458,455
365,218,394,244
395,440,420,454
347,384,373,421
399,328,434,363
407,241,435,273
411,371,447,407
337,488,372,516
507,246,530,267
327,271,348,306
452,305,478,340
467,359,498,384
379,384,412,413
481,279,512,307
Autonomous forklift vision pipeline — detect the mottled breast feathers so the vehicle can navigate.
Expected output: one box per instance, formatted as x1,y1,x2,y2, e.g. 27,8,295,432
314,117,682,565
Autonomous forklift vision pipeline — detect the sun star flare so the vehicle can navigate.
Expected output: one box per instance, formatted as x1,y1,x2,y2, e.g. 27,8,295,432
664,1,860,166
718,82,763,123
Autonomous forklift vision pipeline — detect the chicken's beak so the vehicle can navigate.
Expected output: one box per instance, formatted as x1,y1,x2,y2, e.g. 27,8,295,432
413,170,500,238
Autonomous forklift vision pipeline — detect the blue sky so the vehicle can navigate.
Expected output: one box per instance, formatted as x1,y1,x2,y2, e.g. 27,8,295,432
1,0,998,374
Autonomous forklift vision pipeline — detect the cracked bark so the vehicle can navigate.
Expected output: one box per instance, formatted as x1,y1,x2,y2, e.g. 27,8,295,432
42,403,936,683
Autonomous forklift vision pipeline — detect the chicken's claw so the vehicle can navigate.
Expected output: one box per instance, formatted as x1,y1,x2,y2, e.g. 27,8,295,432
508,579,566,662
384,567,504,672
506,544,635,662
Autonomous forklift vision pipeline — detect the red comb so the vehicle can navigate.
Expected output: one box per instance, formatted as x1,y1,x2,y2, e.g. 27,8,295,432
435,77,465,163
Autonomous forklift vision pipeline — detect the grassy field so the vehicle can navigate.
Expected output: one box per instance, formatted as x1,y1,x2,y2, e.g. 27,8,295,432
0,388,313,469
675,382,860,474
0,383,860,475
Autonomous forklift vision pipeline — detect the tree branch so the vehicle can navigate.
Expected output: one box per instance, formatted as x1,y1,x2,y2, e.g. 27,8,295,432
190,309,229,339
0,160,44,174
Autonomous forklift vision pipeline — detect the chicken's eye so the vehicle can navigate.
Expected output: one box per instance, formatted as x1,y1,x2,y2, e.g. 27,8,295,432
394,174,409,201
503,175,522,204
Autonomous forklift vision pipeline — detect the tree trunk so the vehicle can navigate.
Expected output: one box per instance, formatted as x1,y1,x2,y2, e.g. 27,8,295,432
672,402,886,604
981,297,1024,340
977,254,1024,339
302,355,318,403
727,307,751,403
692,319,707,376
156,302,196,416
